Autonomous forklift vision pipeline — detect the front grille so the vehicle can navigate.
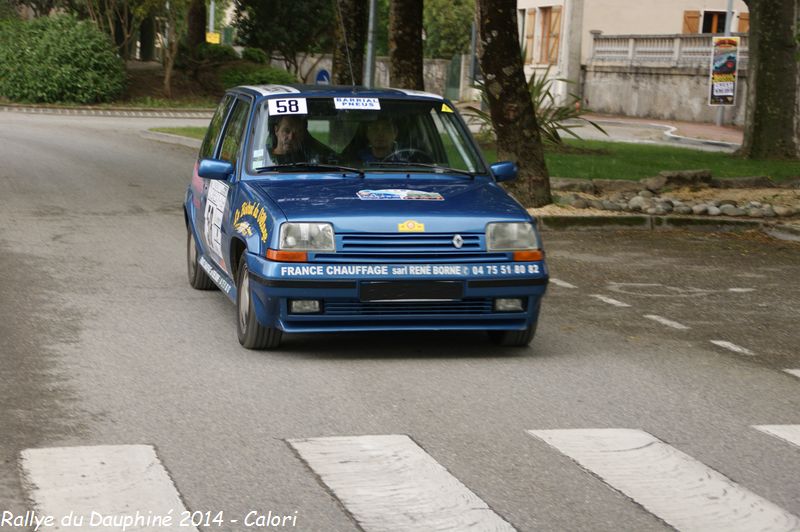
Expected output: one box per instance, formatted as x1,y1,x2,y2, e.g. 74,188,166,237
324,299,494,315
339,233,482,253
319,233,503,263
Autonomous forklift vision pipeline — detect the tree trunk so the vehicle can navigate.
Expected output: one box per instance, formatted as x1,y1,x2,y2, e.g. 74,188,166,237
389,0,424,89
476,0,551,207
333,0,369,85
740,0,799,159
186,0,207,53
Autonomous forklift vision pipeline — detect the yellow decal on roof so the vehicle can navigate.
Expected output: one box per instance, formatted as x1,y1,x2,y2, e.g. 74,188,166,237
441,103,454,113
398,220,425,233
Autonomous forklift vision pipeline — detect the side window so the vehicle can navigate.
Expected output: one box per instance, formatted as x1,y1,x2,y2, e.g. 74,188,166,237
218,99,250,167
200,95,234,159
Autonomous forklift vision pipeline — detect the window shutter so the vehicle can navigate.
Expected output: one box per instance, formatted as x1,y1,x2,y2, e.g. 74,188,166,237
682,10,700,33
525,10,536,63
738,12,750,33
548,6,562,64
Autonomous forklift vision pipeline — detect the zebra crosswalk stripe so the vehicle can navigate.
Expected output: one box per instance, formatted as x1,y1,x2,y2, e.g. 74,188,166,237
288,434,515,532
20,445,196,531
753,425,800,450
528,428,800,532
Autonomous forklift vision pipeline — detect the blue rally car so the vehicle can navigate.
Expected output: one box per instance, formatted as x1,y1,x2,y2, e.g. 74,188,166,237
184,85,548,349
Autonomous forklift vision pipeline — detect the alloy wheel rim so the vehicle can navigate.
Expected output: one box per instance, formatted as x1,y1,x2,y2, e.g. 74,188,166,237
188,233,197,275
238,269,250,330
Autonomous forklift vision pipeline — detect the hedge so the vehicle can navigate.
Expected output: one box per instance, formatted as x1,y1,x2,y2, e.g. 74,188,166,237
219,63,297,88
0,15,125,104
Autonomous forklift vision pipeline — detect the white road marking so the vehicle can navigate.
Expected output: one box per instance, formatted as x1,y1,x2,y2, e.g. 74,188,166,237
784,369,800,380
643,314,689,330
590,294,631,307
728,288,755,293
288,435,514,531
753,425,800,450
528,428,800,532
710,340,755,356
550,278,577,289
20,445,195,531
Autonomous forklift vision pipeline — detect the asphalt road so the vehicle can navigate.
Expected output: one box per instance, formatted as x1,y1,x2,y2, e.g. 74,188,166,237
0,112,798,532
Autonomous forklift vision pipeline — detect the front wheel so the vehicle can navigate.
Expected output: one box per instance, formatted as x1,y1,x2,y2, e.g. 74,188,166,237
488,322,537,347
236,255,282,350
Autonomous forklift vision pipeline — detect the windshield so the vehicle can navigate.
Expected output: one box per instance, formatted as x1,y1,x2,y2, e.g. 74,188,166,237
249,97,487,175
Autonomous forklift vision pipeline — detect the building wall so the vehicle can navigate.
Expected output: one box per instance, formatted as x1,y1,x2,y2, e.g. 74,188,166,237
583,65,747,125
580,0,749,63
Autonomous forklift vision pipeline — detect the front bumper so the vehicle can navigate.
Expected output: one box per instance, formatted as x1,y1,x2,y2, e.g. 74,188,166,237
246,253,548,333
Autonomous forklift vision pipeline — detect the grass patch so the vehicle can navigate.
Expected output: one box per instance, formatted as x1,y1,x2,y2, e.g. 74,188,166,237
480,139,800,182
151,126,207,140
114,96,217,109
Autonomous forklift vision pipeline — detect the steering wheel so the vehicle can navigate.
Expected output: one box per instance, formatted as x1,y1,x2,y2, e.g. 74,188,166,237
384,148,434,163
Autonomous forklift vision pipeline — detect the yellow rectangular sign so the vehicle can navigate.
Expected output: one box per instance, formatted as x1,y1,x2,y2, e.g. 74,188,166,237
205,32,221,45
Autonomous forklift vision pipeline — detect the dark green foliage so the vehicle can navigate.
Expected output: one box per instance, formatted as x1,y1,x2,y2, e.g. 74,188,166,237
232,0,333,72
0,0,18,20
197,42,239,62
241,47,268,64
219,63,297,88
424,0,474,58
0,15,125,103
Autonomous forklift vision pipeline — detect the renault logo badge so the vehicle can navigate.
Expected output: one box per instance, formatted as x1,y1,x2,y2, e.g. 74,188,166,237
452,234,464,248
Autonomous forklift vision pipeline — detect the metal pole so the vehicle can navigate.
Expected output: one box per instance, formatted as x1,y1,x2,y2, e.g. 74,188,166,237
209,0,215,33
364,0,378,87
469,21,477,83
714,0,734,126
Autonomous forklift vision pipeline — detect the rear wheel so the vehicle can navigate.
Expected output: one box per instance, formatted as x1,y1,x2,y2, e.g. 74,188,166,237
187,229,216,290
236,255,282,350
488,322,537,347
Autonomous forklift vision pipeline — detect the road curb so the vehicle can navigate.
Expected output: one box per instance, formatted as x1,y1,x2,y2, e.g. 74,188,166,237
140,130,202,149
538,214,799,242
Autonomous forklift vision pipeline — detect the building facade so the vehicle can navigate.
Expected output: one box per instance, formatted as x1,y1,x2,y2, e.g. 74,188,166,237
515,0,750,123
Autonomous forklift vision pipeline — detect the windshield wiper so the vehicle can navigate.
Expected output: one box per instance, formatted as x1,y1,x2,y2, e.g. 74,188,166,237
256,163,364,177
366,161,476,178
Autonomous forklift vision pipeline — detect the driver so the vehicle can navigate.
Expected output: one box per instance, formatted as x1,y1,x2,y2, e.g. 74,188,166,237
269,115,334,164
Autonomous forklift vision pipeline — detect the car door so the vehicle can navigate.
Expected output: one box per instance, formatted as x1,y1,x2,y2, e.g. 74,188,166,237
200,96,252,276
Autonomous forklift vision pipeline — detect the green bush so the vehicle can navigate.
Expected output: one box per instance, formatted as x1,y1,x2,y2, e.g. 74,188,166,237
219,63,296,88
241,47,268,64
0,15,124,103
197,42,239,63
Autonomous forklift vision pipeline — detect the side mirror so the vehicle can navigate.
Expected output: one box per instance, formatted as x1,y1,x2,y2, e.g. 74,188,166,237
490,161,518,182
198,158,234,180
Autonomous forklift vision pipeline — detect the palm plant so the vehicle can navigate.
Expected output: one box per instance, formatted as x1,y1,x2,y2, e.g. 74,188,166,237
466,65,607,146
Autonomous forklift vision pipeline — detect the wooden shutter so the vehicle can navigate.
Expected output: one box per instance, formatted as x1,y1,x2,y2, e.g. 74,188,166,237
525,10,536,63
546,6,562,64
682,10,700,34
738,12,750,33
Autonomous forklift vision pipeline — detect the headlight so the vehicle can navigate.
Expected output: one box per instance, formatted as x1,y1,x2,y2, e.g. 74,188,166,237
279,223,335,251
486,222,539,251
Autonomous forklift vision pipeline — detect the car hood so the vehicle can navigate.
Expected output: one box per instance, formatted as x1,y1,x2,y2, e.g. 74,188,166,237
249,178,531,233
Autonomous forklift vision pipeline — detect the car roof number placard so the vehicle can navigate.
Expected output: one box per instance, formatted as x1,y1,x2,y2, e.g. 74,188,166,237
268,98,308,116
334,97,380,110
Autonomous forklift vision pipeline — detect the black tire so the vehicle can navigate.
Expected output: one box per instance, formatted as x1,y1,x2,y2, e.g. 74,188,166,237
187,229,216,290
488,322,538,347
236,255,282,350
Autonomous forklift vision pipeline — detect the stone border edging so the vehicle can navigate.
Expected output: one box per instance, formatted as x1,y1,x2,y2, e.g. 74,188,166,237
538,214,800,242
1,103,213,119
